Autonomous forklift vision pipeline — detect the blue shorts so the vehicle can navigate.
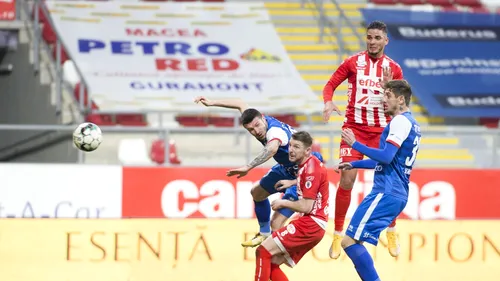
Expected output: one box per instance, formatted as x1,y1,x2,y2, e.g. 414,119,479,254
259,164,298,201
346,192,407,246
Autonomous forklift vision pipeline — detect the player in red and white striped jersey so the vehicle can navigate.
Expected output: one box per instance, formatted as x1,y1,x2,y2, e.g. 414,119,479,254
322,21,404,260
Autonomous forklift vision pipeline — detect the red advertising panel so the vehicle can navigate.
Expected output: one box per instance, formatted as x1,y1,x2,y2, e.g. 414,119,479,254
122,167,500,219
0,0,16,21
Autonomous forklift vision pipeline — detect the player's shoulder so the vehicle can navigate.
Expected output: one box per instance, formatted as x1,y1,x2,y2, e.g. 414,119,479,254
346,51,367,62
391,114,412,127
305,156,327,175
385,55,402,69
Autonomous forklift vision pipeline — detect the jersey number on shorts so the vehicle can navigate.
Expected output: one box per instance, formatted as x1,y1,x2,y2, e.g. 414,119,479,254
405,136,421,166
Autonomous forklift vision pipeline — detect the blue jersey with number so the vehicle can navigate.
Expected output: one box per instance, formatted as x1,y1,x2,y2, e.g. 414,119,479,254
373,112,421,200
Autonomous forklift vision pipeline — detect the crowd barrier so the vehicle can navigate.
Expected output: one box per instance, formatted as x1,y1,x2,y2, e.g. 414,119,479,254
1,164,499,219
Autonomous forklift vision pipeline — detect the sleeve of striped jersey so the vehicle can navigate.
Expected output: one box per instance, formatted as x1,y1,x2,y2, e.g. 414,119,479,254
386,115,412,147
266,127,289,146
393,63,404,79
322,58,351,103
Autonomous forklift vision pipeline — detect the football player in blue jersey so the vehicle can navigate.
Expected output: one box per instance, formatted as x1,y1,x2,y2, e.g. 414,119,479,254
194,96,324,248
334,80,421,281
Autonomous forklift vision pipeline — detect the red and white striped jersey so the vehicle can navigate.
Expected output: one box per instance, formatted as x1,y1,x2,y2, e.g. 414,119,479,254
323,51,404,132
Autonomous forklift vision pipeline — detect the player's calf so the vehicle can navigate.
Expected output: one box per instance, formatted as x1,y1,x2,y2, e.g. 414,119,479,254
342,236,380,281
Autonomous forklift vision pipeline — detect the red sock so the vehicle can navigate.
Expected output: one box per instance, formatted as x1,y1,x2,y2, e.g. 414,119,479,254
335,187,352,232
255,246,272,281
389,219,396,228
271,264,289,281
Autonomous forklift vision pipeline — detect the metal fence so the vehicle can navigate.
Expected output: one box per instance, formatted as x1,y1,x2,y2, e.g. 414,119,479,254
0,124,498,168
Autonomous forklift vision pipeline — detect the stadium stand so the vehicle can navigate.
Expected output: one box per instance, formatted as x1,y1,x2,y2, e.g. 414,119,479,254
4,0,498,167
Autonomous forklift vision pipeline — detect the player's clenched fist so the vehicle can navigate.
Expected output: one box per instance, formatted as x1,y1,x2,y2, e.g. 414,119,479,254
333,163,354,173
341,128,357,146
270,199,286,211
194,96,214,107
322,101,342,123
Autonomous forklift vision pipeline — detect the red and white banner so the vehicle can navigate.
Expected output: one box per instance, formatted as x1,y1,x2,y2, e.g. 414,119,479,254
122,167,500,220
3,164,500,219
0,0,16,21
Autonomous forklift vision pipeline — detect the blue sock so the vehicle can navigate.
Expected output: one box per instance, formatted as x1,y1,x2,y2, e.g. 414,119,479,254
254,199,271,234
344,244,380,281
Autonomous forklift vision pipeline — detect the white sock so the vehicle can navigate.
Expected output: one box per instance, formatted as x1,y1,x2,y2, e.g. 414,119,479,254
334,231,344,236
387,227,396,232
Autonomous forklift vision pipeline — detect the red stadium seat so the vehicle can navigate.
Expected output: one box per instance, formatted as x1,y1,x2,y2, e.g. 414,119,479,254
272,114,300,128
74,83,98,109
116,114,148,126
453,0,482,7
443,5,460,11
150,139,182,165
42,23,56,45
370,0,395,4
426,0,452,6
399,0,425,5
32,2,49,24
471,6,489,13
51,44,69,64
85,114,116,126
209,116,236,127
479,118,499,128
176,115,209,127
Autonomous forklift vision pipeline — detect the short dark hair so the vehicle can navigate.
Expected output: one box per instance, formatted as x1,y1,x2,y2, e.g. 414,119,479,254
291,131,313,148
240,108,262,125
367,20,387,34
385,80,412,106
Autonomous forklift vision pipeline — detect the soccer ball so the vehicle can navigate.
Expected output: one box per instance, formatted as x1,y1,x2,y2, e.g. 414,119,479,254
73,122,102,152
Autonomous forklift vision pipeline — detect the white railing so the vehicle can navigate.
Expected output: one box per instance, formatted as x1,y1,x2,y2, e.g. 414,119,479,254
0,124,498,168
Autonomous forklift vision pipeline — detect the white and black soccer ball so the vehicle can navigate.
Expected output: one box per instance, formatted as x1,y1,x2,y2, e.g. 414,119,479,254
73,122,102,152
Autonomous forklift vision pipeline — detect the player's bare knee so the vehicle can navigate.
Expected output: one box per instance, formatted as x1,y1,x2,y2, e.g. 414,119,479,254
271,255,286,265
341,235,355,249
270,211,288,231
251,184,269,202
270,218,285,231
339,169,357,189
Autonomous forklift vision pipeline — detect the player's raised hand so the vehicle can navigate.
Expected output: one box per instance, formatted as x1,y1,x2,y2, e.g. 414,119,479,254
322,101,342,123
275,179,296,191
333,163,353,173
380,66,393,88
341,128,357,146
194,96,214,107
226,166,250,178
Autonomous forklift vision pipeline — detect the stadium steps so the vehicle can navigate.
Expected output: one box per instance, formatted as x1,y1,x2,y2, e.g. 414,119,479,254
264,1,478,167
265,2,443,127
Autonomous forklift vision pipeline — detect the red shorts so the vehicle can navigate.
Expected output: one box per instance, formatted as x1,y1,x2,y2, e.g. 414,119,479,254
271,216,325,267
339,125,383,163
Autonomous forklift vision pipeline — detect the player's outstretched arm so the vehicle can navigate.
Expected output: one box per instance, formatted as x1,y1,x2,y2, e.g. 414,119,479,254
246,139,280,170
351,159,378,169
226,139,281,178
352,142,398,165
194,96,249,113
